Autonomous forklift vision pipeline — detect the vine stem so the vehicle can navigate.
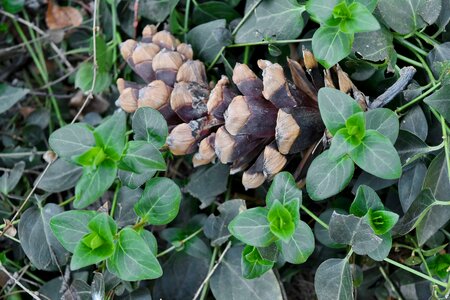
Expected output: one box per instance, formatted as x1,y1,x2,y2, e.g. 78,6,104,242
156,228,203,258
300,205,448,288
440,115,450,183
193,242,232,300
183,0,191,42
198,246,219,300
395,82,441,113
231,0,262,36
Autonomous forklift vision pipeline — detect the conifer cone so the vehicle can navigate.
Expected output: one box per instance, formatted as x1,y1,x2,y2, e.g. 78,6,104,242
117,25,364,189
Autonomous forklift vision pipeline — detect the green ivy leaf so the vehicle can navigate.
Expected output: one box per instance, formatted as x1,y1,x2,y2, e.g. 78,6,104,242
228,207,276,247
349,185,384,217
132,107,168,149
349,130,402,180
75,62,111,94
329,211,382,255
71,213,117,270
74,159,117,209
318,87,362,135
312,26,354,69
134,177,181,225
72,146,106,167
118,141,166,174
118,169,156,189
50,210,98,253
267,200,295,242
0,83,29,114
107,228,162,281
278,221,315,264
424,85,450,123
306,0,340,23
366,209,399,235
365,108,399,144
94,110,127,161
192,1,240,24
49,123,95,161
235,0,305,43
266,171,302,208
36,159,83,193
241,244,277,279
329,128,358,160
314,258,354,300
339,2,379,33
346,112,365,140
367,233,392,261
137,0,180,23
306,150,355,201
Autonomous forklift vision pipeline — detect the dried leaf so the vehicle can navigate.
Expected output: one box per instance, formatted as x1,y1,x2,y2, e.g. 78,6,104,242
46,0,83,30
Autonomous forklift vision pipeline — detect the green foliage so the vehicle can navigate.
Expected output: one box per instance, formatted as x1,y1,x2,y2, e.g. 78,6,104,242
307,0,380,67
307,88,401,200
0,83,29,114
229,172,314,278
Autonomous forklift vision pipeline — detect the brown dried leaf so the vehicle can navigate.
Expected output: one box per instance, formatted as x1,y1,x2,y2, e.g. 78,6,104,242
46,0,83,30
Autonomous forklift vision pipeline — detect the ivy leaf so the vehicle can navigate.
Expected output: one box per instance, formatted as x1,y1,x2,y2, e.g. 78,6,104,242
18,204,69,271
0,161,25,195
423,151,450,201
329,128,358,160
75,62,111,94
94,110,127,161
314,258,354,300
37,159,82,193
187,19,232,64
306,150,355,201
340,2,380,33
235,0,305,43
267,200,295,242
204,199,246,246
424,85,450,123
367,233,392,261
329,211,382,255
352,27,394,63
192,1,240,24
134,177,181,225
400,106,428,141
241,244,277,279
107,228,162,281
318,87,362,135
132,107,168,149
228,207,276,247
118,141,166,174
0,83,29,114
306,0,340,23
74,159,117,209
118,169,156,189
137,0,179,23
367,209,399,235
266,171,302,208
278,221,315,264
312,26,354,69
49,123,95,161
395,130,429,165
377,0,442,34
50,210,97,252
71,213,117,270
365,108,399,144
349,130,402,180
349,185,384,217
398,162,427,212
210,246,283,300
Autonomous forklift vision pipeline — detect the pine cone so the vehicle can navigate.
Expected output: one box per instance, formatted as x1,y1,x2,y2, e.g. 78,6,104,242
117,25,364,190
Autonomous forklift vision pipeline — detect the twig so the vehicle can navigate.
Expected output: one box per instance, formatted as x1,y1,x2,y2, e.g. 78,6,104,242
0,266,41,300
192,242,232,300
0,9,74,72
369,66,416,109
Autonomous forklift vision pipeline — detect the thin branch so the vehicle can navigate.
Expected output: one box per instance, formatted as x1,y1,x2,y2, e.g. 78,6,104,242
0,266,41,300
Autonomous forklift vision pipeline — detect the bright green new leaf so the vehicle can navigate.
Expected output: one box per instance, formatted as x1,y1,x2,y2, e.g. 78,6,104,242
74,159,117,209
72,146,106,167
132,107,168,148
349,185,384,217
118,141,166,174
134,177,181,225
367,209,399,235
278,221,315,264
350,130,402,179
329,128,359,160
107,228,162,281
318,87,362,135
94,110,127,161
241,245,277,279
70,213,117,270
228,207,277,247
312,26,354,69
339,2,380,33
49,123,95,161
345,112,365,141
50,210,98,253
266,171,302,208
306,150,355,201
267,200,295,242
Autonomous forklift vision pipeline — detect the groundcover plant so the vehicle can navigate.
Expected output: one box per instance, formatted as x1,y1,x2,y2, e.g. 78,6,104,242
0,0,449,299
